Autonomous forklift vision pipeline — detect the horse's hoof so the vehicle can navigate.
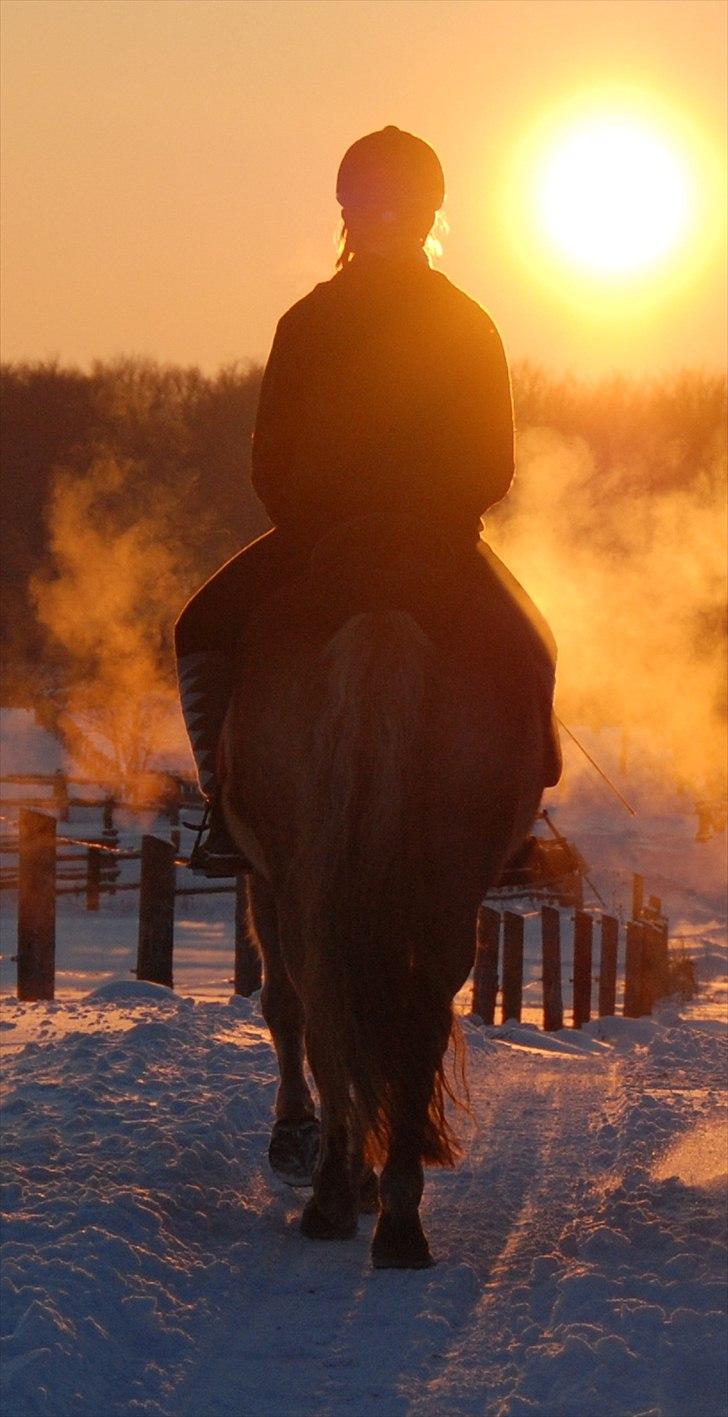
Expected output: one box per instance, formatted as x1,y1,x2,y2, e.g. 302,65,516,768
268,1117,320,1187
359,1168,380,1214
300,1196,358,1241
371,1212,435,1269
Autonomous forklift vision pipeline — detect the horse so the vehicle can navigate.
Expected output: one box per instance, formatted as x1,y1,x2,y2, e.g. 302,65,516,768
220,532,557,1269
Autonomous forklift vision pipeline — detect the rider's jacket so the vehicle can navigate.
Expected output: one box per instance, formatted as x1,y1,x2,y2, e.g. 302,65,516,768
251,253,514,546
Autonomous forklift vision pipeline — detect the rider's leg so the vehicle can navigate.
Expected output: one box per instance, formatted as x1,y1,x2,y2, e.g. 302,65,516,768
175,528,304,863
476,541,561,786
176,645,239,870
175,648,234,802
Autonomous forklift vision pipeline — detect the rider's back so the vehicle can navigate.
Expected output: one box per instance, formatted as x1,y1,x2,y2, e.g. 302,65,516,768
252,254,514,546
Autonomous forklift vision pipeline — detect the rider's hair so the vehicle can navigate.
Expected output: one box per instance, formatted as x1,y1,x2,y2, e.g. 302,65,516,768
335,210,447,270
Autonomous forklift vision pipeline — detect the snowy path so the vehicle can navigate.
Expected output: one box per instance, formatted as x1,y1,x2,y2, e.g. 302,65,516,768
180,1050,622,1417
2,986,726,1417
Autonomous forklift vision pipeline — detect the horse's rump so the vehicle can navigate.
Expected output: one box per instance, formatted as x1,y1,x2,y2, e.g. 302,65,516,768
223,532,556,871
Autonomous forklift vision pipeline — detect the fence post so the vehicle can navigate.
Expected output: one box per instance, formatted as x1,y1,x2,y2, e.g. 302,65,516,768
17,809,56,1001
234,871,262,996
473,906,500,1023
572,911,593,1028
102,798,118,895
52,770,69,822
641,920,670,1013
501,911,523,1023
86,846,101,912
598,914,619,1017
136,835,175,988
541,905,563,1031
652,919,670,1002
624,921,646,1017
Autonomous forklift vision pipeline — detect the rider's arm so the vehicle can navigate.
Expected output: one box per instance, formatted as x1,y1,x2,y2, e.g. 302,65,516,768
442,306,515,519
472,315,515,509
251,312,303,527
406,294,515,542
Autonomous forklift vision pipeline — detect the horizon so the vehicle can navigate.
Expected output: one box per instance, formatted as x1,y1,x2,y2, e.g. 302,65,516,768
2,349,727,388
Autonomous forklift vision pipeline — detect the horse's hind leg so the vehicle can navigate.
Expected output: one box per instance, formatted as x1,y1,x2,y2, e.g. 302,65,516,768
300,1034,359,1241
372,1114,433,1270
352,1127,380,1214
371,908,477,1269
248,876,320,1184
300,1109,359,1241
371,1009,454,1269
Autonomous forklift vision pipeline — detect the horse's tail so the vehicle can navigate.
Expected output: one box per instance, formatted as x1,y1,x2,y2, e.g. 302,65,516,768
298,610,462,1169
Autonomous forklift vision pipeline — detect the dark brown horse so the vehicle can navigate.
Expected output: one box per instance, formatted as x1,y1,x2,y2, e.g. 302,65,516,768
221,536,557,1268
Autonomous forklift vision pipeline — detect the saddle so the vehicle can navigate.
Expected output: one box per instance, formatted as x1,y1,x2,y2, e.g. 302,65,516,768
305,517,561,787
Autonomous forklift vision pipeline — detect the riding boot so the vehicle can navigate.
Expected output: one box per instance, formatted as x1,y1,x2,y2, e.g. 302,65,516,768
176,650,249,875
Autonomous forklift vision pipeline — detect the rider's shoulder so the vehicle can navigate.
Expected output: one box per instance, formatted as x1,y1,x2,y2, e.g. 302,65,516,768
428,271,501,339
275,267,502,347
275,277,342,333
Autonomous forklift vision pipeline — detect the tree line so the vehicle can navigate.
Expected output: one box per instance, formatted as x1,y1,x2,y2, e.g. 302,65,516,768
1,356,725,719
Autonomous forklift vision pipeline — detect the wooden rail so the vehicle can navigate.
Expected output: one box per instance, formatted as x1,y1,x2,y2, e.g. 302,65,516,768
0,771,201,829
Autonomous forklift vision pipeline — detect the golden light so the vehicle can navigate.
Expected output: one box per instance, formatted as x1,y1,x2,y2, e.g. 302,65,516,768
535,116,689,276
498,86,724,319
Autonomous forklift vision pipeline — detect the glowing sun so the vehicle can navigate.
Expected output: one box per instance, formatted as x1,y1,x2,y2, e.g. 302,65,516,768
534,115,690,276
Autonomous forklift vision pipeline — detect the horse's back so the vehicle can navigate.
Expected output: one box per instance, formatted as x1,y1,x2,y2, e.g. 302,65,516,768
223,537,556,890
239,530,554,694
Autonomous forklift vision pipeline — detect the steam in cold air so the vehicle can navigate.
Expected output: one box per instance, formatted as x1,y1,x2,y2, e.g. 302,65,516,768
488,422,726,800
30,454,193,796
26,375,725,811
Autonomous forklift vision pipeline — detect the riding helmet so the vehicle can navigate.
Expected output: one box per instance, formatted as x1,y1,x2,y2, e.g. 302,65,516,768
336,126,445,214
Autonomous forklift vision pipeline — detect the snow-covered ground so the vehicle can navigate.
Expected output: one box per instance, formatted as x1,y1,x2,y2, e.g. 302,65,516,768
2,990,726,1417
1,719,726,1416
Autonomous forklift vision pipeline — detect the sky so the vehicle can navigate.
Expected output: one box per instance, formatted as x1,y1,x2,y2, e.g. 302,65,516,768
1,0,726,377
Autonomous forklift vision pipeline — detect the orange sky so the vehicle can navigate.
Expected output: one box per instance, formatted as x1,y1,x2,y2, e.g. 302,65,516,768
1,0,725,377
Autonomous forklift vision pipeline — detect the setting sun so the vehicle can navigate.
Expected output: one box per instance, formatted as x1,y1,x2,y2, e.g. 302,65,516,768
535,116,690,276
498,84,724,326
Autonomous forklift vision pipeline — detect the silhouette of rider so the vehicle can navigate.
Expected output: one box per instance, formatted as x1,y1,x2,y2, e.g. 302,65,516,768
175,126,552,871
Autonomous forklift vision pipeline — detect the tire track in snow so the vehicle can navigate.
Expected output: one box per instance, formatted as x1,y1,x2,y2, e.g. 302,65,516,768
408,1021,727,1417
408,1046,621,1416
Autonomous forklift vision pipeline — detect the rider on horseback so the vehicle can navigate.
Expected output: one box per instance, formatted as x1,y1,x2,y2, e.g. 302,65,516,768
176,126,555,873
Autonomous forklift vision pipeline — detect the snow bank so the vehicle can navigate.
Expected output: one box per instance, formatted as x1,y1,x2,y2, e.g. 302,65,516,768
84,979,178,1005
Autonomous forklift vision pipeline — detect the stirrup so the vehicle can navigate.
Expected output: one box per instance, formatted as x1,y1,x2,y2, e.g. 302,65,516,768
187,799,251,878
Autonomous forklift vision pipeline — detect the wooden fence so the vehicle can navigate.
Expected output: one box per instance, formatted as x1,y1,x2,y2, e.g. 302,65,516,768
7,808,676,1022
8,809,260,1001
0,770,198,828
472,898,671,1029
